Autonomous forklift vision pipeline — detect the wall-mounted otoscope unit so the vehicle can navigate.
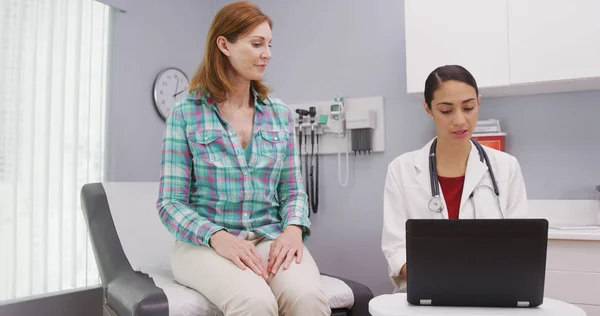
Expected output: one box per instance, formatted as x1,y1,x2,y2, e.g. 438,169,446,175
290,95,385,216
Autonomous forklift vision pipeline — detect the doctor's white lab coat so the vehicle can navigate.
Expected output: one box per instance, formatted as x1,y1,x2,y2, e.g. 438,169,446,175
381,138,528,293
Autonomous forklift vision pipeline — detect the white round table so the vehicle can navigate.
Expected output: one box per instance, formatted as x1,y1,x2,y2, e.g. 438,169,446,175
369,293,586,316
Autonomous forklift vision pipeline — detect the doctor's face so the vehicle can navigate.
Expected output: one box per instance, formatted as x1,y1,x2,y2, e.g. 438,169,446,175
424,80,480,144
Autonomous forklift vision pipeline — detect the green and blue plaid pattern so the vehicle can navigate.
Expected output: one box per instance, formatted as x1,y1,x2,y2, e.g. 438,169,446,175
156,89,310,247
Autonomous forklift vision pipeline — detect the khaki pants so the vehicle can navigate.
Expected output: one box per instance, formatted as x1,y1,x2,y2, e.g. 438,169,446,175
171,233,331,316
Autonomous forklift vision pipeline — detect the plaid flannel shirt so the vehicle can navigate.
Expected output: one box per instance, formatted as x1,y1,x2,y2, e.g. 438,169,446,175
156,89,311,247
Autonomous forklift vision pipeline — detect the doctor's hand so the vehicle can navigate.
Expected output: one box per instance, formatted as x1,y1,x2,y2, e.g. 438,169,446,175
400,264,407,279
267,225,304,276
209,230,268,280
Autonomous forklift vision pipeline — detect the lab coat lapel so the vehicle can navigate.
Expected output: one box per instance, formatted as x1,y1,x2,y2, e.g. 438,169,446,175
460,142,488,211
414,140,432,195
414,138,448,219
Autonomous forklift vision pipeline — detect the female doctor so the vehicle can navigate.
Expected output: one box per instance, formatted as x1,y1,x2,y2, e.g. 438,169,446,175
381,65,528,293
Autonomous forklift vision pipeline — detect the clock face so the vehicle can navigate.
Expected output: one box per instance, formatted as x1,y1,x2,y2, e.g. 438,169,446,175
153,67,189,119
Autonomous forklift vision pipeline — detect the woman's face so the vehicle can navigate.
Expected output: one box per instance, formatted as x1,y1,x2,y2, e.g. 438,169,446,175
424,80,480,145
218,21,272,82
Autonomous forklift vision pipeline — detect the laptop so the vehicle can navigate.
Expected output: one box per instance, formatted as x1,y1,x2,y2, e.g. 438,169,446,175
405,219,548,308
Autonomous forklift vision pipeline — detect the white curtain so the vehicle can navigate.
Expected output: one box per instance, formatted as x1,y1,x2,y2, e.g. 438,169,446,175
0,0,111,300
93,0,128,12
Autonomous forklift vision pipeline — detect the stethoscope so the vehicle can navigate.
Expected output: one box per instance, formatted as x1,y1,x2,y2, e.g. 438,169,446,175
428,138,504,219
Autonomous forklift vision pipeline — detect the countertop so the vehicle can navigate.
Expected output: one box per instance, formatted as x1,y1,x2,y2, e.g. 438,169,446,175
528,199,600,241
548,226,600,241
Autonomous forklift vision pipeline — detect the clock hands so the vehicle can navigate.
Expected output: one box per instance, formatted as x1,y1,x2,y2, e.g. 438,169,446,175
173,88,186,98
172,77,187,98
173,79,179,100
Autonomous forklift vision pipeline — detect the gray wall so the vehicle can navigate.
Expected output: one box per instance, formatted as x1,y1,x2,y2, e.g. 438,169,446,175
104,0,216,181
480,91,600,199
106,0,600,296
234,0,432,296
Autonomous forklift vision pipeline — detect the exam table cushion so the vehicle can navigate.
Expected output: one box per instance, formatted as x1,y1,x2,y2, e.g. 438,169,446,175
100,182,355,315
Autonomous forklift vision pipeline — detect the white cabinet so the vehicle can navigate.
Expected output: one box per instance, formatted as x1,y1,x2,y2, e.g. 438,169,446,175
508,0,600,84
545,239,600,316
525,200,600,314
404,0,509,94
404,0,600,97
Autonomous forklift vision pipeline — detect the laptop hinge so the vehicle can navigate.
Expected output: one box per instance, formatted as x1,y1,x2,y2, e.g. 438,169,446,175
517,301,530,307
420,299,432,305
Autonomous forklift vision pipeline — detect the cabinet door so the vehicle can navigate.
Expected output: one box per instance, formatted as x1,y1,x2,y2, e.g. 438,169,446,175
508,0,600,84
404,0,510,94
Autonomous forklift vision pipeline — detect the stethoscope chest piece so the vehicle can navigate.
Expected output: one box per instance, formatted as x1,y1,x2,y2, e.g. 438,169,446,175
426,138,503,218
428,196,444,212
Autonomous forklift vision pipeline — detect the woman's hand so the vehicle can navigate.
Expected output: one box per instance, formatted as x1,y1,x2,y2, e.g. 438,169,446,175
267,225,304,275
400,263,407,279
209,231,268,280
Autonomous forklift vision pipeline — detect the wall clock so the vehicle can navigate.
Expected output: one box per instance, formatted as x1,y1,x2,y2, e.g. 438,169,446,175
153,67,189,119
